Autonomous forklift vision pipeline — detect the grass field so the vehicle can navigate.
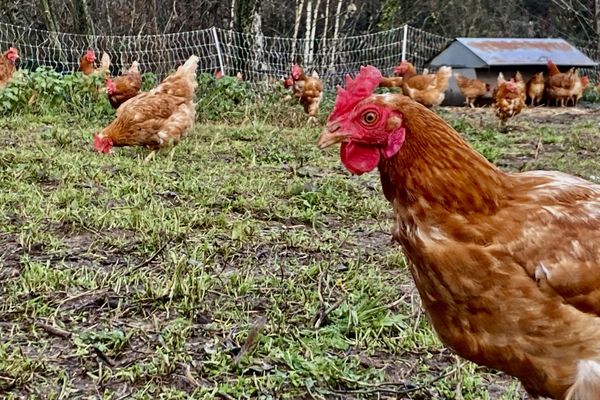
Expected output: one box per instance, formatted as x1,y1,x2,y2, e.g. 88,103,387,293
1,104,599,399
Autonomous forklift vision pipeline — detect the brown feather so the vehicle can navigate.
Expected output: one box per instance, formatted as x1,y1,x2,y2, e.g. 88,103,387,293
98,56,198,150
108,63,142,109
320,90,600,399
0,50,17,87
373,96,600,399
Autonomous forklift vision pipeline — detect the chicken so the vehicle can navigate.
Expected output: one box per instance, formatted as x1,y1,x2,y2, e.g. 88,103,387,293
493,72,525,129
290,64,323,124
379,76,404,88
97,52,111,77
0,46,19,88
79,49,110,76
214,69,243,81
454,73,490,108
394,60,436,91
282,75,294,89
93,55,198,160
106,61,142,109
546,60,578,107
401,66,452,107
513,71,527,103
526,72,545,106
569,75,589,107
79,49,96,75
317,65,600,400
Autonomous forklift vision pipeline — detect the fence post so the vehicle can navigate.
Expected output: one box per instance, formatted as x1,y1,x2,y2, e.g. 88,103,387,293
212,26,225,75
401,24,408,61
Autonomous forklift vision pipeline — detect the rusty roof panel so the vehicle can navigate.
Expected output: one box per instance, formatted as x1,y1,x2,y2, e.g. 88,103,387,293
455,38,596,67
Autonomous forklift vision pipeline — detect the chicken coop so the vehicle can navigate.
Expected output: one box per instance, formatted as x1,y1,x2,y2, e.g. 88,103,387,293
427,38,597,106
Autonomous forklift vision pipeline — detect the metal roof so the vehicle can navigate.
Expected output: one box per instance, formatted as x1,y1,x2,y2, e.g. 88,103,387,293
428,38,597,68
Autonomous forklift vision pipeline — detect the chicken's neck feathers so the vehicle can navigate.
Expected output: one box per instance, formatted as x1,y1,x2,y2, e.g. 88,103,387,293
379,105,507,216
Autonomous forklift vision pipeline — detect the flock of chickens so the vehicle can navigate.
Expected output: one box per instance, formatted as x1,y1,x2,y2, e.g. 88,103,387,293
0,45,595,155
2,44,600,399
282,58,594,132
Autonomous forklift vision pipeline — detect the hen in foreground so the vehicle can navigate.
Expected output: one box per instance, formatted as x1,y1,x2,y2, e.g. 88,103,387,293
93,55,198,159
317,65,600,400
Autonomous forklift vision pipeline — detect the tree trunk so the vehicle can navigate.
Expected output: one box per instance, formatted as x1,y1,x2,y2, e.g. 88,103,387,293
39,0,59,32
321,0,330,44
595,0,600,52
303,0,313,64
290,0,305,64
229,0,236,30
236,0,261,33
71,0,95,35
251,12,265,80
150,0,160,33
329,0,344,72
39,0,65,66
308,0,321,65
234,0,262,78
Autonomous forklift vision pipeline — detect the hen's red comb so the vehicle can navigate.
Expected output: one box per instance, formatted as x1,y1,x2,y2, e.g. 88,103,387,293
291,64,303,79
328,65,382,122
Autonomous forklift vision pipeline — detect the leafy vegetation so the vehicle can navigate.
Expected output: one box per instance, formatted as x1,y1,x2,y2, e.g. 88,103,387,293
0,69,336,128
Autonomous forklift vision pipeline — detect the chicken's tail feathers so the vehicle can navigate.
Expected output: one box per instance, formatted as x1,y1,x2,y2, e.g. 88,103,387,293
98,52,111,74
435,66,452,91
154,55,199,100
127,61,140,74
565,360,600,400
178,55,200,77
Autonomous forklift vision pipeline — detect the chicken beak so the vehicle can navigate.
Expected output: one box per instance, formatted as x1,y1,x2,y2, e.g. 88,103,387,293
317,124,352,149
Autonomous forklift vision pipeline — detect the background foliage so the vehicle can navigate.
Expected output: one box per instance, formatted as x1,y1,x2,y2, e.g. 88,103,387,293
0,0,598,49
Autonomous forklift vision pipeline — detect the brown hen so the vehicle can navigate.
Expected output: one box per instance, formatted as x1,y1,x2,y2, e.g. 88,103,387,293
318,65,600,400
106,61,142,109
93,55,198,159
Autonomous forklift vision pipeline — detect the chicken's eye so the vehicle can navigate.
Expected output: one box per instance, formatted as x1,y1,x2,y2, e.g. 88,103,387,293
361,111,378,126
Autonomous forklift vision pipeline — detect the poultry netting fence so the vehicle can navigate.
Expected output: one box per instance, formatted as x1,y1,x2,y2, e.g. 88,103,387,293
0,21,598,89
0,22,449,89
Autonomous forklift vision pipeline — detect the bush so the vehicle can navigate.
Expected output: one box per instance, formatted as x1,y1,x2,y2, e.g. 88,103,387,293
0,67,328,128
0,67,114,119
583,86,600,103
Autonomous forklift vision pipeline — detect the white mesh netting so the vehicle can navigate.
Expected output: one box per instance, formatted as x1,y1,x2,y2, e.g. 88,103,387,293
0,21,597,88
0,22,450,88
219,25,449,87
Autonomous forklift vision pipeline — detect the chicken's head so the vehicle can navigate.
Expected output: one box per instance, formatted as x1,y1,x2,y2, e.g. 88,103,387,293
283,75,294,88
105,77,116,94
93,134,113,153
5,47,19,63
85,49,96,63
506,80,517,93
317,65,406,175
291,64,303,80
582,76,590,87
393,61,410,76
